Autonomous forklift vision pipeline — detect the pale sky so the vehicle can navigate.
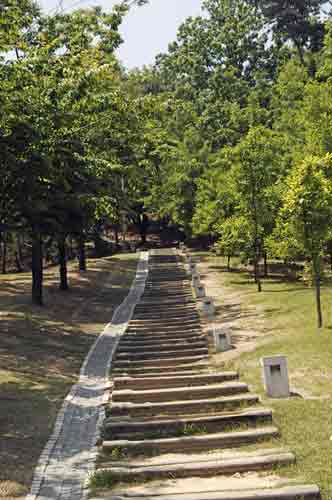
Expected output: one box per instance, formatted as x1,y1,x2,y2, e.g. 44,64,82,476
40,0,203,68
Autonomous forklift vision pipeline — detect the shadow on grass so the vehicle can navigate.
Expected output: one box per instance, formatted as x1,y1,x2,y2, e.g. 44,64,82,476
0,255,138,499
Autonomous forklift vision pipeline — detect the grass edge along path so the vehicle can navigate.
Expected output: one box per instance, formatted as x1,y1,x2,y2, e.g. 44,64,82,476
199,253,332,500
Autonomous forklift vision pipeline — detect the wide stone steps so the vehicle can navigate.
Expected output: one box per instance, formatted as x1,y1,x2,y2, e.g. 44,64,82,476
117,339,207,352
123,329,203,340
97,449,294,481
95,251,319,500
90,484,320,500
109,393,260,417
113,354,209,369
115,346,209,362
103,426,279,455
113,372,238,390
111,363,210,377
112,381,249,404
103,408,273,439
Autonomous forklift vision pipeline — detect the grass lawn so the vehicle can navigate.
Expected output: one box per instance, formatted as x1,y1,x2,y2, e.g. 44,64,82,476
0,253,138,500
199,253,332,500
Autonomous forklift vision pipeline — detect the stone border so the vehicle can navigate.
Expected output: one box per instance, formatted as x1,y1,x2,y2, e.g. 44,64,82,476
26,251,149,500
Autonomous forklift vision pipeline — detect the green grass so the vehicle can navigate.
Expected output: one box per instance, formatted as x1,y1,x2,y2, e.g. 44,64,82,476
200,253,332,500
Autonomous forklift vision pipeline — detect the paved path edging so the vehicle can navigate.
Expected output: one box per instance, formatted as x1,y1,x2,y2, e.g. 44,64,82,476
26,251,149,500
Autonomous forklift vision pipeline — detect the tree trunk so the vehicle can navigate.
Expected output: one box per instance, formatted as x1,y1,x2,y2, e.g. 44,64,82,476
114,227,119,246
15,232,23,272
138,214,149,245
78,234,87,272
68,237,74,259
31,230,43,306
227,255,231,271
313,256,323,329
2,234,7,274
58,236,69,291
254,244,262,292
330,251,332,271
264,251,268,278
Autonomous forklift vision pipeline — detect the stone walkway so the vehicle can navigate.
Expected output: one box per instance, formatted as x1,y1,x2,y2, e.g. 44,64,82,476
26,252,149,500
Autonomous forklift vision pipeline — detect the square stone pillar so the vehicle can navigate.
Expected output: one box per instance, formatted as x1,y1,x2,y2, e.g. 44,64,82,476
192,274,200,286
261,355,290,398
188,263,196,275
214,328,232,352
195,283,206,298
202,297,215,318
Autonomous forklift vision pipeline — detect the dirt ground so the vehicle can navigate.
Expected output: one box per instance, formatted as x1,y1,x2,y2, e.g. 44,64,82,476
197,257,272,365
0,253,138,500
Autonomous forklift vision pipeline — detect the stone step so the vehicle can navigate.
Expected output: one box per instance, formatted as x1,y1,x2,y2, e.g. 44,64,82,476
96,449,294,482
103,407,273,439
111,368,211,378
109,393,260,417
138,299,195,306
111,363,209,377
102,426,279,455
115,347,209,362
132,312,199,320
118,339,207,352
112,382,249,404
134,306,197,314
90,484,320,500
124,329,203,339
113,355,209,369
143,291,191,295
113,372,238,390
128,318,200,327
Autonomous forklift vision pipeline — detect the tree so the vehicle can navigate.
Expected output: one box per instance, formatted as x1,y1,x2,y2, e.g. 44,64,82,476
274,154,332,328
233,126,286,291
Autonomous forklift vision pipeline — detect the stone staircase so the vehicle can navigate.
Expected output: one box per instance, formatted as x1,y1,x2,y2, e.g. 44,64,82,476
91,250,320,500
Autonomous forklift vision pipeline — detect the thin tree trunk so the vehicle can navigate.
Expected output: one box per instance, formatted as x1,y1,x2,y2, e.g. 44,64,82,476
264,251,268,278
31,230,43,306
254,243,262,292
227,255,231,271
68,237,74,259
15,232,23,272
2,234,7,274
330,251,332,271
58,236,69,291
313,256,323,329
78,234,87,272
115,228,119,246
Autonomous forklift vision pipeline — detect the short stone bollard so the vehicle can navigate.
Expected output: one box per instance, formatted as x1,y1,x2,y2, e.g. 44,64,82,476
188,263,196,275
202,297,215,318
195,283,206,298
214,328,232,352
261,355,290,398
192,274,201,287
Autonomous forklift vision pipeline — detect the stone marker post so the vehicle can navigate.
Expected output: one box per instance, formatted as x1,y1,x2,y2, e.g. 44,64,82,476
195,283,206,298
202,297,215,318
261,355,290,398
214,328,232,352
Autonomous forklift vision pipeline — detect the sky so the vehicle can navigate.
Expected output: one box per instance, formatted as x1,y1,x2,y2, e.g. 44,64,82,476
40,0,203,68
